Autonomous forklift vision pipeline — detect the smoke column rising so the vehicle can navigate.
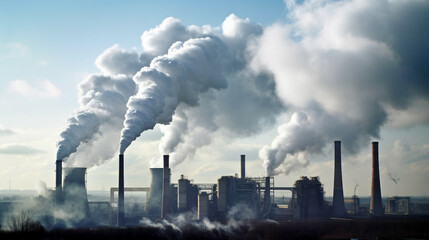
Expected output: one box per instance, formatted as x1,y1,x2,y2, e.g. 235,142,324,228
255,0,429,176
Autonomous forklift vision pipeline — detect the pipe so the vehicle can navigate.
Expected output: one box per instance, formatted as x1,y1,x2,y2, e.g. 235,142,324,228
332,141,346,217
263,176,271,217
118,154,125,226
240,155,245,179
161,155,171,218
370,142,383,216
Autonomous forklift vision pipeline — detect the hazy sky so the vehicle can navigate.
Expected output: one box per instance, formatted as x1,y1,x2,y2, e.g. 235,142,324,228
1,0,428,198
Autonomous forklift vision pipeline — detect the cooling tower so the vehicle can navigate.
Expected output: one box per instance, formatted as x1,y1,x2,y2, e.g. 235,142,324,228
147,168,163,217
241,155,245,179
63,167,90,226
55,159,63,205
332,141,346,217
118,154,125,226
370,142,383,216
161,155,171,218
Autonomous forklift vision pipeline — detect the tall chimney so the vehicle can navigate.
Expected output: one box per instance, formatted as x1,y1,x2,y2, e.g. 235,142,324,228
161,155,171,218
118,154,125,226
332,141,346,217
264,176,271,213
370,142,383,216
240,155,245,179
55,160,63,205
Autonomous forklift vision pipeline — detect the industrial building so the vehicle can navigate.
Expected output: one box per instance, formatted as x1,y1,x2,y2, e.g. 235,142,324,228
385,197,411,215
51,141,393,226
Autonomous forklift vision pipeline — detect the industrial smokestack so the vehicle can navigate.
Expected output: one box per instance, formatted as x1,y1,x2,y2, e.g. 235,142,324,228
161,155,171,218
370,142,383,216
332,141,346,217
240,155,245,179
264,176,271,214
55,160,63,205
118,154,125,226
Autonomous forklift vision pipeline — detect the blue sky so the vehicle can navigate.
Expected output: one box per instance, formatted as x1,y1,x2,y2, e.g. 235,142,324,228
1,0,428,198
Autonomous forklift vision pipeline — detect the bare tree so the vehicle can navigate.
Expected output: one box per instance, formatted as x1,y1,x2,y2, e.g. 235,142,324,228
7,209,44,232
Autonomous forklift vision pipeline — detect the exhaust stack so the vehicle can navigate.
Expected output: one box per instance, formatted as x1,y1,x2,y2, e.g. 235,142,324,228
240,155,245,179
264,176,271,213
370,142,383,216
161,155,171,218
118,154,125,226
55,160,63,205
332,141,346,217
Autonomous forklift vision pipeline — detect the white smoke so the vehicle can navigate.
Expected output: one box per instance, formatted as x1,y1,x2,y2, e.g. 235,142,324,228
145,14,282,166
59,1,429,174
57,16,205,166
139,203,258,237
119,26,235,153
254,0,429,176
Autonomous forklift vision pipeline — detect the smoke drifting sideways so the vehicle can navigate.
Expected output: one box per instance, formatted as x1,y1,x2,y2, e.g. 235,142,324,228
255,0,429,176
119,14,283,158
154,15,283,167
56,74,137,167
56,17,204,166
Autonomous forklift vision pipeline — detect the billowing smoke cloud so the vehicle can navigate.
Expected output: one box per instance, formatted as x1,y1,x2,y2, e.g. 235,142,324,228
56,74,136,166
119,14,281,156
57,17,206,166
59,0,429,174
119,36,229,154
254,0,429,176
150,15,283,166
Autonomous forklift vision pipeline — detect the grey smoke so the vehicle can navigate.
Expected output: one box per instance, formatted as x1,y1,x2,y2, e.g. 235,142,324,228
56,74,136,166
255,0,429,176
387,172,400,185
140,203,257,237
57,15,208,165
95,44,144,76
150,15,282,166
119,34,232,153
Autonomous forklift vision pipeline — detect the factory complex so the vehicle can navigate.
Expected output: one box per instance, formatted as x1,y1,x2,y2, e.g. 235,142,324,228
48,141,418,227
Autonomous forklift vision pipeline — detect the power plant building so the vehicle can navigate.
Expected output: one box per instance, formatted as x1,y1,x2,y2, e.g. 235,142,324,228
217,176,259,219
385,197,411,215
293,176,327,219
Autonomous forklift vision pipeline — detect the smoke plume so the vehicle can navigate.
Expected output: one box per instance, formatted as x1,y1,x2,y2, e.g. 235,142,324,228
119,14,277,155
57,17,205,166
254,0,429,176
58,1,429,175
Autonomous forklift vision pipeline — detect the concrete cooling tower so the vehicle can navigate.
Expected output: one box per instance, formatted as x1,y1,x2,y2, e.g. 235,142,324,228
147,168,163,218
63,167,91,226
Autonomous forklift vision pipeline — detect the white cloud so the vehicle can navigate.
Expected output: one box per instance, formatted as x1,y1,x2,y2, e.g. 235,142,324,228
0,125,15,136
1,42,29,58
0,143,45,155
8,79,61,99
